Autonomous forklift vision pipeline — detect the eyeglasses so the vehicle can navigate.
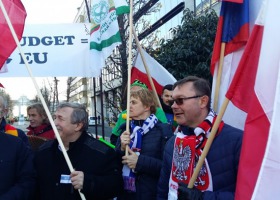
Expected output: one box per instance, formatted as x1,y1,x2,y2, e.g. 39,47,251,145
170,95,202,105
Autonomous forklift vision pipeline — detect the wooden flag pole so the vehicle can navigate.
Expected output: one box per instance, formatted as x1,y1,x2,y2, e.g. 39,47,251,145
213,42,226,112
132,26,162,109
0,1,86,199
125,0,134,156
188,97,230,188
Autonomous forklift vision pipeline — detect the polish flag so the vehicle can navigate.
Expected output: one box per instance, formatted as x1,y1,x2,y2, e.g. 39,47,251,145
0,0,27,69
131,48,176,95
226,0,280,199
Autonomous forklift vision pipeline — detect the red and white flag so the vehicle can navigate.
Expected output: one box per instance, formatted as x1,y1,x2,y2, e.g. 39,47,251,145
0,0,26,69
131,48,176,95
226,0,280,199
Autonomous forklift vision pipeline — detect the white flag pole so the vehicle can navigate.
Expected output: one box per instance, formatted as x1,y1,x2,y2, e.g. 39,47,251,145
0,1,86,199
125,0,134,156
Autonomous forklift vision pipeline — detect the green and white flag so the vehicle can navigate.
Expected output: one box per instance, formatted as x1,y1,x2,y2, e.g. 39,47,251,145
90,0,129,76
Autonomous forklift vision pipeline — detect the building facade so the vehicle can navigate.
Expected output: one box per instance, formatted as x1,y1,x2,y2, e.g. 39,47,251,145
69,0,221,125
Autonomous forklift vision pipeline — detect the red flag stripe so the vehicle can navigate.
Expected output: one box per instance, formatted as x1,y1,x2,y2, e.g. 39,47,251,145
131,67,164,95
225,8,265,200
226,24,264,112
235,93,269,200
0,0,26,69
229,0,280,198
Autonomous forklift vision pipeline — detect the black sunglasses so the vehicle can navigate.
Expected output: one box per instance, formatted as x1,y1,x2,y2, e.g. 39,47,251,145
170,95,202,105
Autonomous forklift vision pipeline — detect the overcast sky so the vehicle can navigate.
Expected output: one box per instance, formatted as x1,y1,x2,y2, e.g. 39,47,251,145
1,0,83,100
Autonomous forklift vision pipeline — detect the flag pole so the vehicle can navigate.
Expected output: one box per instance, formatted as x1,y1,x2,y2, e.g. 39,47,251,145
213,42,226,112
132,26,162,109
188,97,230,188
0,1,86,199
125,0,134,156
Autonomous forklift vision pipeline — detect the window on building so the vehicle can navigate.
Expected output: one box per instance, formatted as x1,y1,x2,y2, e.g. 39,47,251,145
196,0,219,15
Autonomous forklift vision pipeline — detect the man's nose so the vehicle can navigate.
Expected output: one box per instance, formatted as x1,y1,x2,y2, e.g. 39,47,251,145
171,101,176,108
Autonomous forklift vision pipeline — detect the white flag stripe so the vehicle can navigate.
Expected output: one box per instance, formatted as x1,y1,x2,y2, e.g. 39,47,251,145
252,0,280,198
134,49,177,85
211,48,246,129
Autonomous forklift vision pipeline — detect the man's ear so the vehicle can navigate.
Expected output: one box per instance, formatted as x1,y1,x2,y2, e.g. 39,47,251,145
199,95,209,108
74,123,83,132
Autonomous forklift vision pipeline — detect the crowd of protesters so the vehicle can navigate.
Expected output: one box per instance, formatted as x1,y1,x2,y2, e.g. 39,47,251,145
0,75,243,200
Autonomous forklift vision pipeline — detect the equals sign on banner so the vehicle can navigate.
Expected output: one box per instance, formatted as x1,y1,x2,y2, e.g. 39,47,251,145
81,39,88,43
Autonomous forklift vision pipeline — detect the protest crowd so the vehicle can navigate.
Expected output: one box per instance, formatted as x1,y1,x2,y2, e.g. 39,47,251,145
1,0,279,199
0,75,243,200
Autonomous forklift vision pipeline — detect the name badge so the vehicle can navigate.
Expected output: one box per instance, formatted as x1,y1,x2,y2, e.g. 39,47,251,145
60,174,72,184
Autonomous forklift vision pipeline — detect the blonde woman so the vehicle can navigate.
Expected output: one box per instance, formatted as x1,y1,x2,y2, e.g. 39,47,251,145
116,89,173,200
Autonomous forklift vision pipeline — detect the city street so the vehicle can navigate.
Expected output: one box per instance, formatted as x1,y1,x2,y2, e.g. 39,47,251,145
88,124,112,140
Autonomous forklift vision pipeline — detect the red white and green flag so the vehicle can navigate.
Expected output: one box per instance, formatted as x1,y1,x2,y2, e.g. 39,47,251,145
90,0,129,76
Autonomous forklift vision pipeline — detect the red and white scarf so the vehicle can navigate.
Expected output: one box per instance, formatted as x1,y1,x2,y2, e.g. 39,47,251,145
168,109,224,199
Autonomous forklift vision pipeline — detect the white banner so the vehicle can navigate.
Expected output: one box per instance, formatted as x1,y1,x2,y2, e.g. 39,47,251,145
0,23,96,77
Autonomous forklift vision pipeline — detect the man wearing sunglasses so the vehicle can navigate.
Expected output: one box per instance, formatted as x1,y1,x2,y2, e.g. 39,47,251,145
157,76,243,200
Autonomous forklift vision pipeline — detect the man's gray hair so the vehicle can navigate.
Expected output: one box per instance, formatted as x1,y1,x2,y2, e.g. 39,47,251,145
0,95,7,109
56,102,88,132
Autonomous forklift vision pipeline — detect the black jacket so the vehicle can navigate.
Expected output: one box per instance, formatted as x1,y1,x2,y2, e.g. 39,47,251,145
0,118,30,147
34,132,123,200
0,133,36,199
116,121,173,200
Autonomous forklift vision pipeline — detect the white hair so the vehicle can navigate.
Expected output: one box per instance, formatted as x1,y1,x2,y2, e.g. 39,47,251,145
0,95,7,109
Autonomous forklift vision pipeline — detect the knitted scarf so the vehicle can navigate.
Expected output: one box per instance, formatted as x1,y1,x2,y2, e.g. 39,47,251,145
168,109,224,199
122,114,158,192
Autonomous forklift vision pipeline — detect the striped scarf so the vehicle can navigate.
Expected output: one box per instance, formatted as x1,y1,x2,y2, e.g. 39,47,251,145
168,109,224,199
122,114,158,192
